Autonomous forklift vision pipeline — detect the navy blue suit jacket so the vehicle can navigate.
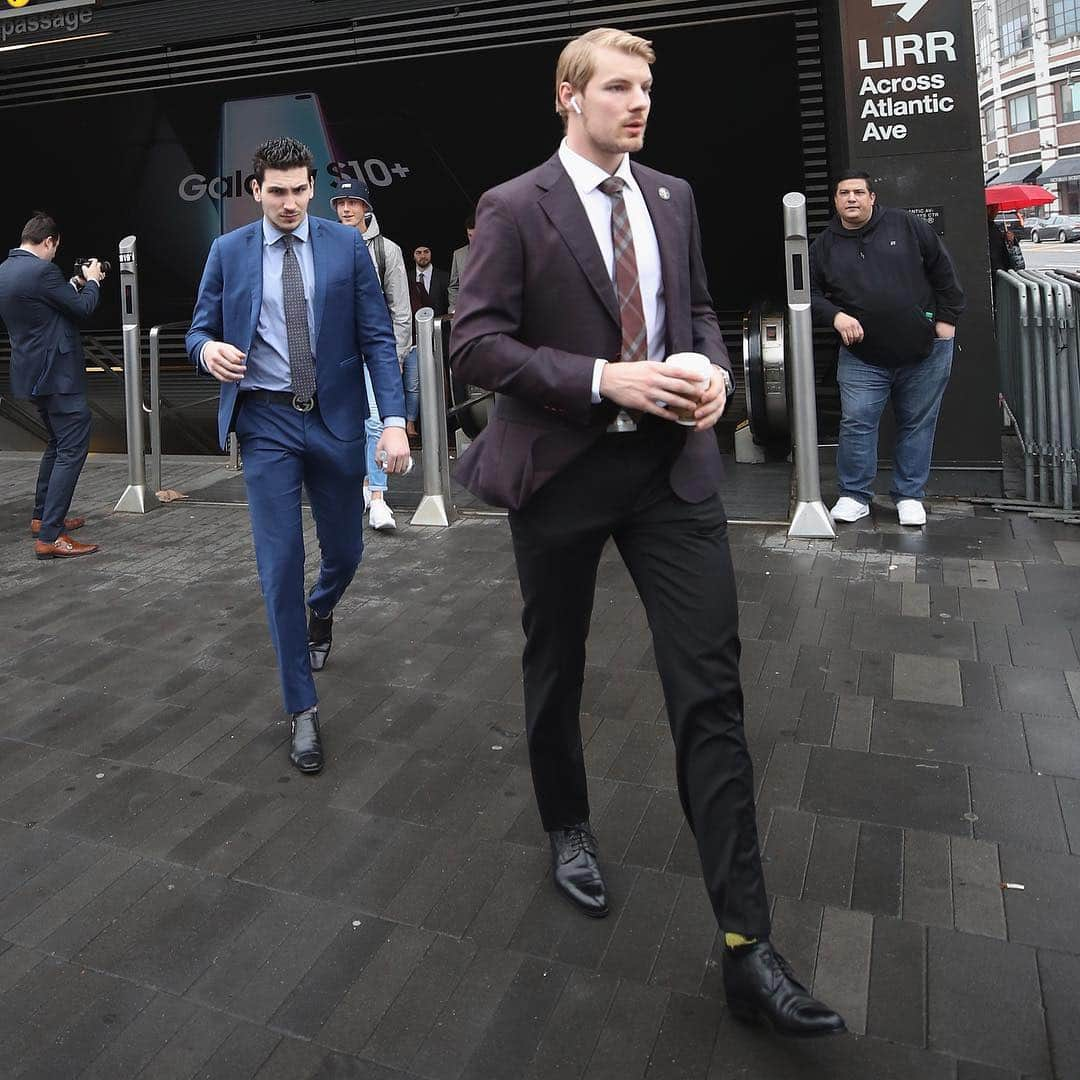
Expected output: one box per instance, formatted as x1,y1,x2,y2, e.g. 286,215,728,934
186,216,405,449
0,248,99,399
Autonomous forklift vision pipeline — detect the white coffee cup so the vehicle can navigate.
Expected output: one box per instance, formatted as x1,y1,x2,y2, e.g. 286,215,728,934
662,352,714,426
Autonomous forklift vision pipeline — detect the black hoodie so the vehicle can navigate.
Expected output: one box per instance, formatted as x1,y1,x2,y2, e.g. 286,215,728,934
809,206,965,368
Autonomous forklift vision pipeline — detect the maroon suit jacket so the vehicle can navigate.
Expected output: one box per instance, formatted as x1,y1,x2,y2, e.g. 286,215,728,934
449,152,732,511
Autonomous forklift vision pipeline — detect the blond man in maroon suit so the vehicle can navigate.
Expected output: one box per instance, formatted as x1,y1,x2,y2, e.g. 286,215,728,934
450,27,844,1038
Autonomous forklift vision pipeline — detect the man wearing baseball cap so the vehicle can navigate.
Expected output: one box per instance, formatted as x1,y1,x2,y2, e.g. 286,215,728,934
331,176,412,531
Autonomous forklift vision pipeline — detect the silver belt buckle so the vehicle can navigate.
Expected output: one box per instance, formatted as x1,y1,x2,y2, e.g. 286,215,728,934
292,395,315,413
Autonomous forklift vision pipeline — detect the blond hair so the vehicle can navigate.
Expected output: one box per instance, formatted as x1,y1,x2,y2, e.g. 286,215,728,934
554,27,656,121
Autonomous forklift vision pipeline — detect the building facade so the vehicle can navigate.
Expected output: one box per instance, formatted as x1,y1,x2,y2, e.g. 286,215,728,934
976,0,1080,209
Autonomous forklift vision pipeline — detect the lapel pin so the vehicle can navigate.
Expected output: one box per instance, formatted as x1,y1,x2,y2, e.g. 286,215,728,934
658,187,671,200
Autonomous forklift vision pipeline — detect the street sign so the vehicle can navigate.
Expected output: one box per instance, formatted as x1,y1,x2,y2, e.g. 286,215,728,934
906,205,946,234
840,0,978,156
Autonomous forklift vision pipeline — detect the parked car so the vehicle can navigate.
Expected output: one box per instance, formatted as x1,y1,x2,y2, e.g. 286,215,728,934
1028,213,1080,243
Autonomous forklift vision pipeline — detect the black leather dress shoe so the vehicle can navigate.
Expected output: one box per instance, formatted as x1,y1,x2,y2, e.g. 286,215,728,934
290,707,324,774
723,940,846,1037
549,822,608,918
308,609,333,672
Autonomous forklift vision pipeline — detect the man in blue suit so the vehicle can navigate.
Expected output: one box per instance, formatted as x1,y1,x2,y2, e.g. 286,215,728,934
0,212,104,560
187,137,410,775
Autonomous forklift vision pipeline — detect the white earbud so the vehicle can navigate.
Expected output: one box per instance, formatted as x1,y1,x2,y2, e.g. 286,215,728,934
570,95,583,115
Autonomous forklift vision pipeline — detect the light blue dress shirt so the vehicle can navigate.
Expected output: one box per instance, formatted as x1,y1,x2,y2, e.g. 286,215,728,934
207,214,404,428
240,217,317,392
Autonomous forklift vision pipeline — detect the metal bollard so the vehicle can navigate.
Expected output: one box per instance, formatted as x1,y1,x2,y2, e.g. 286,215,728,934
114,236,159,514
782,193,835,539
148,322,163,494
410,307,458,526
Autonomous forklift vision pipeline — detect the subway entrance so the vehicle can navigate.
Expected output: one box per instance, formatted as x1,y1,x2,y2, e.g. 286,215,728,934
0,7,829,467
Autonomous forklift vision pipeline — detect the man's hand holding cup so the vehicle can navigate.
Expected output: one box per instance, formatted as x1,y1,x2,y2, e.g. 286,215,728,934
599,355,711,421
662,352,726,431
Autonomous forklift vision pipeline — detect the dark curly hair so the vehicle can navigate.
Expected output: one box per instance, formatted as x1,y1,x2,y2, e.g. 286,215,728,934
252,137,315,184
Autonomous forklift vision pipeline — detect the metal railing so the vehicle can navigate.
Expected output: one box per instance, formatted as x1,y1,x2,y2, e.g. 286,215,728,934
993,267,1080,517
137,312,460,519
118,195,834,532
145,322,238,492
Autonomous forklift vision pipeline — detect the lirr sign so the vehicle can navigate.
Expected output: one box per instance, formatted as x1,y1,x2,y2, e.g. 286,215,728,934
840,0,978,154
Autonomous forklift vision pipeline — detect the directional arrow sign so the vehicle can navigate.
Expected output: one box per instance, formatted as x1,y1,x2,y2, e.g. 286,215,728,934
871,0,930,22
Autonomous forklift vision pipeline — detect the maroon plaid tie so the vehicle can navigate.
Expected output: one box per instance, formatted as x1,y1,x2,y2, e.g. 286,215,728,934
599,176,647,365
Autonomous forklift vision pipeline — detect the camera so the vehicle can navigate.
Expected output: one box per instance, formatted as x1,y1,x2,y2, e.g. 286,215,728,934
72,258,111,279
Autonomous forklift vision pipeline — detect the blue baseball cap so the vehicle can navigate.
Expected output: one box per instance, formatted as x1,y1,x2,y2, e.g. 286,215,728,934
330,175,373,210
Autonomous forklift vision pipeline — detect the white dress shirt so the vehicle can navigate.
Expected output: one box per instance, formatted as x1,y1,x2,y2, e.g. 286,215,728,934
557,139,667,404
416,265,431,291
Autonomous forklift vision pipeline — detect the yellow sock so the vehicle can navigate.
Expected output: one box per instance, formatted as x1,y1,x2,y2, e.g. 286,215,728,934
724,932,758,949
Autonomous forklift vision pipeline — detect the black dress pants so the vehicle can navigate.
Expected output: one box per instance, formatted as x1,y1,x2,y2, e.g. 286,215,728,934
508,420,771,936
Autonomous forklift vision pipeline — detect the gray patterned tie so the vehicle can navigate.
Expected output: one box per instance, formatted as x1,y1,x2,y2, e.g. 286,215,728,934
281,234,316,404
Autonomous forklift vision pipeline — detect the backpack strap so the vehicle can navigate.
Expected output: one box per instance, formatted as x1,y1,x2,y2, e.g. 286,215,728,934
373,233,387,288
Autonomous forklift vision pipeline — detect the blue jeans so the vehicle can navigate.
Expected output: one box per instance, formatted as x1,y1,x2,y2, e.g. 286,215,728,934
364,368,386,493
402,346,419,423
836,337,954,504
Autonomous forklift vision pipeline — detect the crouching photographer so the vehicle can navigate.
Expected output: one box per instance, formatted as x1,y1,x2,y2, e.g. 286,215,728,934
0,213,106,559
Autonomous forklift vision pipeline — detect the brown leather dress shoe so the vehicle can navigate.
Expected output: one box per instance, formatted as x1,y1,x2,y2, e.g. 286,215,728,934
34,534,99,560
30,517,85,537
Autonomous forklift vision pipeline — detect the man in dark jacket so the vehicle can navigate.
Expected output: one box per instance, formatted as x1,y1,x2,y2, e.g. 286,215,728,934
408,245,449,316
452,25,845,1040
810,171,965,527
0,212,104,559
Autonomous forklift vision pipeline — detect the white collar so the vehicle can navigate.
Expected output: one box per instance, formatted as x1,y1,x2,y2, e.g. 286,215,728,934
558,138,637,198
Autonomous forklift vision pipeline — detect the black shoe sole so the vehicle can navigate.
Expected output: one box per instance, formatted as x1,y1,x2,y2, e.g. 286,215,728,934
290,755,324,774
553,881,609,919
728,1004,846,1038
308,648,331,672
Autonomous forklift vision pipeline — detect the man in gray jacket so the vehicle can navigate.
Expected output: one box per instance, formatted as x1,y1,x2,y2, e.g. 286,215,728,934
447,211,475,314
332,177,412,530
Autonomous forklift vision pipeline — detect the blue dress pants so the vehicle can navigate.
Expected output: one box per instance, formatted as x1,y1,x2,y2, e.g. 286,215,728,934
836,338,954,505
32,393,92,543
236,396,366,714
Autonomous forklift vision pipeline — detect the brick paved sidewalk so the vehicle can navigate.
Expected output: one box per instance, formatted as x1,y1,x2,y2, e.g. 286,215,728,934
0,453,1078,1078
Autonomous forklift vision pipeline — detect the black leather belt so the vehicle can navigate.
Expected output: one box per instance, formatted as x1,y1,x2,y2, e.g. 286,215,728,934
243,389,316,413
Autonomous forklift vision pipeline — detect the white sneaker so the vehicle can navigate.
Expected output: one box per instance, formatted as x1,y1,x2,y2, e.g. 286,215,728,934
363,482,372,512
896,499,926,526
369,499,397,531
830,497,870,523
